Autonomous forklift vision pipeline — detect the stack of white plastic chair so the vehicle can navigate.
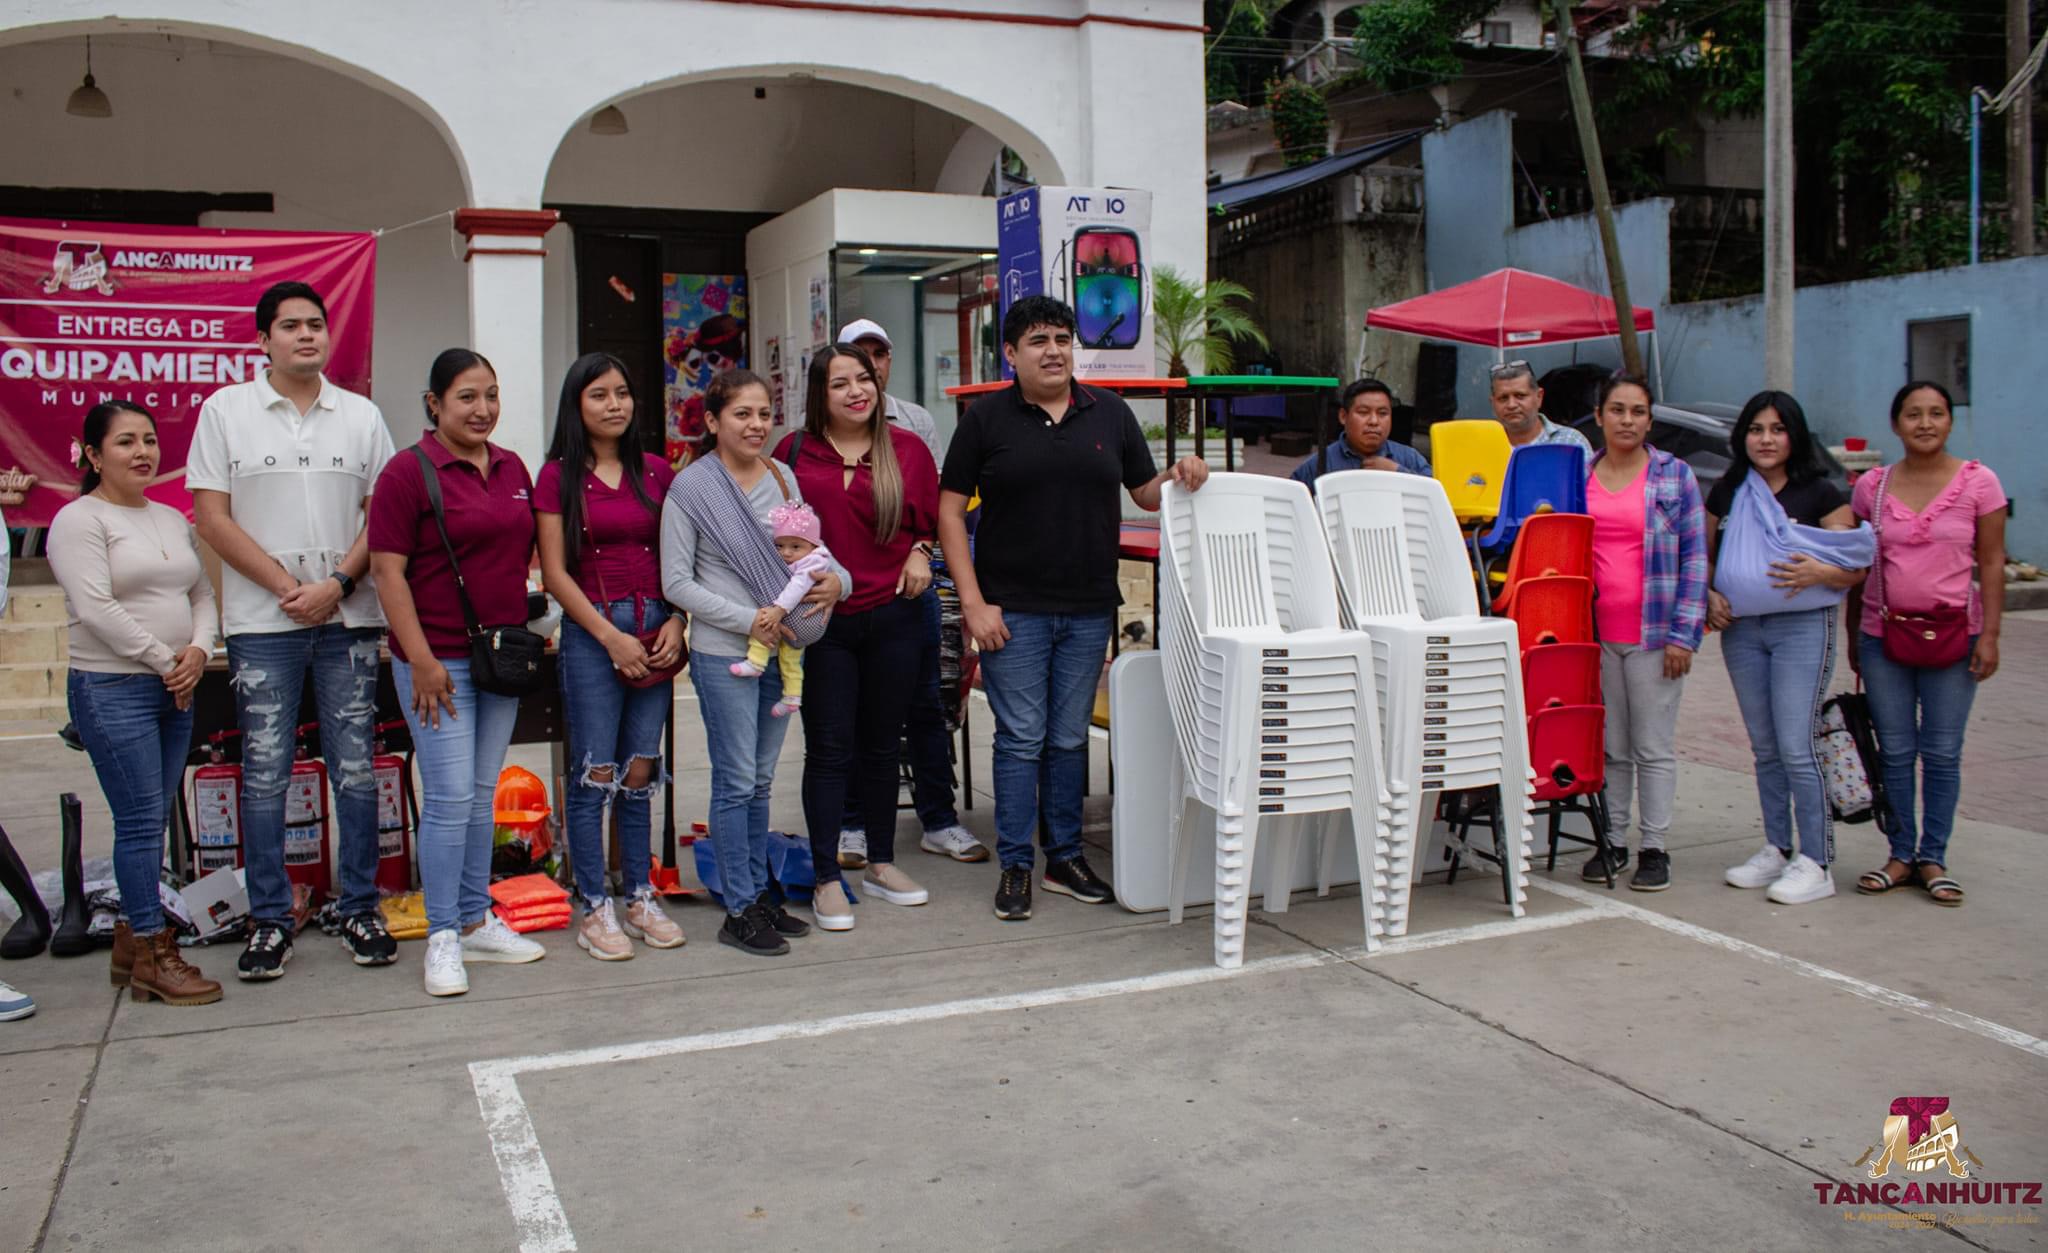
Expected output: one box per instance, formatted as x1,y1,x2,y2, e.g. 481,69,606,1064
1158,474,1394,968
1313,470,1534,939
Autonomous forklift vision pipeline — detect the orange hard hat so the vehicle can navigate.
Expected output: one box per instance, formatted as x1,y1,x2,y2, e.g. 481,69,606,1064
493,766,551,824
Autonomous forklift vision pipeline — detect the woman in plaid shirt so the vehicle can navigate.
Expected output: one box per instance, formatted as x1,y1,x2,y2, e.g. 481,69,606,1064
1583,373,1708,891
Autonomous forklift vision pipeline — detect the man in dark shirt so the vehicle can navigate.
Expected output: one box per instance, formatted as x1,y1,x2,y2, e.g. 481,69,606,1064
939,296,1209,921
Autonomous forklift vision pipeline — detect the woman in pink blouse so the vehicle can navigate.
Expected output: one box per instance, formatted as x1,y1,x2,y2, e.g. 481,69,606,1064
1846,381,2004,906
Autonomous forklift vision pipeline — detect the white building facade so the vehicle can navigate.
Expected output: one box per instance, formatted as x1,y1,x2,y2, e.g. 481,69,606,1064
0,0,1207,466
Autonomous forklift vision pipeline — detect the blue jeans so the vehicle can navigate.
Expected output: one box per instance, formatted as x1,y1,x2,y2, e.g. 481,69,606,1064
692,651,791,916
977,609,1111,871
227,625,382,927
558,599,673,906
1859,633,1978,868
393,656,519,934
839,586,959,834
1722,606,1837,865
67,671,191,936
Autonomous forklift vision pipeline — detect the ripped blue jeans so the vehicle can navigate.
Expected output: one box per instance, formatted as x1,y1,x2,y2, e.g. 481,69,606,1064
558,599,675,906
227,625,383,927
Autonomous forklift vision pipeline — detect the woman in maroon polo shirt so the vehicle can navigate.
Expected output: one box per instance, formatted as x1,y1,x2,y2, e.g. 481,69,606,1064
369,348,546,998
535,352,686,960
774,343,939,931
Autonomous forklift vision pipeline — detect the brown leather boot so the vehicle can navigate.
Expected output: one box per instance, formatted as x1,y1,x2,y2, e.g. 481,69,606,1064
129,930,222,1006
110,921,136,988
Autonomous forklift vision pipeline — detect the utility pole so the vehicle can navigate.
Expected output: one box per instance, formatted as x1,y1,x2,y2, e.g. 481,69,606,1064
2012,0,2036,256
1763,0,1794,390
1551,0,1643,376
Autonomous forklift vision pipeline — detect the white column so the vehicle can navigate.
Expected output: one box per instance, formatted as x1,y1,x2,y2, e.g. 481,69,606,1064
453,209,560,474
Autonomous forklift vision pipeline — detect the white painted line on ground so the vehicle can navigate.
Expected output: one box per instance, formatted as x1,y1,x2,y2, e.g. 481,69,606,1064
469,906,1608,1252
0,731,59,742
1530,877,2048,1060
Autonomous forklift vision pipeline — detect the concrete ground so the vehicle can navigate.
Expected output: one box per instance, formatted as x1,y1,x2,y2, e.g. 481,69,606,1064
2,620,2045,1251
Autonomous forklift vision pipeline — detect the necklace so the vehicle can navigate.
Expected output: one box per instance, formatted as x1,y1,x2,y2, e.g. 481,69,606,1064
822,432,868,469
95,488,171,559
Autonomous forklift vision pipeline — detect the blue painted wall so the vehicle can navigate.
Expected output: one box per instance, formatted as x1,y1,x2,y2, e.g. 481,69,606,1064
1662,255,2048,558
1421,111,1512,290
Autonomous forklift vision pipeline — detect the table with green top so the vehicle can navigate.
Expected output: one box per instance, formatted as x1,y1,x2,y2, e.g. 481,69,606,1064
1175,374,1343,473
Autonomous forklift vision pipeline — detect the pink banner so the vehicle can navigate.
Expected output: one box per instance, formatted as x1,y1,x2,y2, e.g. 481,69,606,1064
0,217,376,525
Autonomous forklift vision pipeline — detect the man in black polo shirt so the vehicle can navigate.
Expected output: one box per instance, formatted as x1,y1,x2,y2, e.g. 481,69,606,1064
939,295,1209,921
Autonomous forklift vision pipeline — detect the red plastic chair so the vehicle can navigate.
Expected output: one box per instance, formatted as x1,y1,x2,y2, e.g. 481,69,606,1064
1521,642,1602,712
1444,703,1619,890
1505,574,1595,652
1492,513,1593,613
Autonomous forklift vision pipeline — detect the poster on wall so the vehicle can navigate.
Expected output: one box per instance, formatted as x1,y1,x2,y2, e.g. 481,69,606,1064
807,276,829,350
765,336,786,426
661,274,746,458
0,217,376,526
995,186,1154,379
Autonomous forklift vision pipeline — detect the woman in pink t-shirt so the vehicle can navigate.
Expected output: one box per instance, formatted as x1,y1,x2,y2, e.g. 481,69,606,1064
535,353,686,959
1846,381,2005,906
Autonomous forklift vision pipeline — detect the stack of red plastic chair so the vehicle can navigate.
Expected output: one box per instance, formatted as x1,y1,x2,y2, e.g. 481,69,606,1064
1449,512,1619,888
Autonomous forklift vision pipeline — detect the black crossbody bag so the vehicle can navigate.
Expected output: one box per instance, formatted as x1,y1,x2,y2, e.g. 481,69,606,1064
411,446,546,697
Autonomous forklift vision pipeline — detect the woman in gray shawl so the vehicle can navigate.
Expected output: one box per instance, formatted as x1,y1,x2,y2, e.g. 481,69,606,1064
663,369,850,956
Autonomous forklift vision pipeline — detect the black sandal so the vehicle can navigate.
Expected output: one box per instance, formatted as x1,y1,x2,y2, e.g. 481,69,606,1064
1857,860,1912,895
1913,862,1964,907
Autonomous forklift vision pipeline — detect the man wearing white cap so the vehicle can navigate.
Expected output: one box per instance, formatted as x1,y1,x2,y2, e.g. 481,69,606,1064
832,318,986,866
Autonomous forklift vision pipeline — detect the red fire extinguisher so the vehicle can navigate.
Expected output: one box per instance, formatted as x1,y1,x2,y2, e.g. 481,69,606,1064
371,720,416,895
188,730,243,878
284,722,333,902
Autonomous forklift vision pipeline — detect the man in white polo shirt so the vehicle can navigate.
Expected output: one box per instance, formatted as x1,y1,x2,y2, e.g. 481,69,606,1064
829,319,985,868
187,281,398,981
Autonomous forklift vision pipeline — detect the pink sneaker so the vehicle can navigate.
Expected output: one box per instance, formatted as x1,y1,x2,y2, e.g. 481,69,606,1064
576,902,634,961
729,659,763,678
772,695,802,718
622,895,685,949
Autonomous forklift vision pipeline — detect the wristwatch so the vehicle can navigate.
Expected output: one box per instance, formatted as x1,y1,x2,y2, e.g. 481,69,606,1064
912,541,935,560
332,571,358,598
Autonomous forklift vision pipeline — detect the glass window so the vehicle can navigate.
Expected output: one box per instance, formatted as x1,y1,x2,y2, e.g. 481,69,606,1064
1906,316,1970,407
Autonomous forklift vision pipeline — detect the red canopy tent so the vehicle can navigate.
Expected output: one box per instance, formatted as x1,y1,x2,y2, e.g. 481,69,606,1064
1363,266,1662,396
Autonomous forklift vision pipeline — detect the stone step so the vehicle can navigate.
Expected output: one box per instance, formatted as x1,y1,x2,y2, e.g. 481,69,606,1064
0,695,68,726
0,621,67,664
0,662,62,701
2,586,68,625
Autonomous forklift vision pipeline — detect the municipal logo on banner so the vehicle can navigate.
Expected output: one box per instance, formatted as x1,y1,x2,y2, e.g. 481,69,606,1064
1811,1097,2043,1233
0,216,377,525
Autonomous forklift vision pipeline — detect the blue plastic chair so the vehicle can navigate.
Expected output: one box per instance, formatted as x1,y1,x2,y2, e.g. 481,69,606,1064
1468,444,1587,609
1477,444,1588,555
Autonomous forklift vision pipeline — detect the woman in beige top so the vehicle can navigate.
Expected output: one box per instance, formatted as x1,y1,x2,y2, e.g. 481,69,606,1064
48,401,222,1005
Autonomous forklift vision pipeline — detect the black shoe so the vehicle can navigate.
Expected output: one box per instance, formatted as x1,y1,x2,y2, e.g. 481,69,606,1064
1580,847,1629,882
57,722,85,752
1629,848,1672,892
994,866,1033,921
1042,855,1114,905
754,893,811,938
48,794,94,957
340,911,399,965
236,924,294,981
718,904,791,956
0,822,51,960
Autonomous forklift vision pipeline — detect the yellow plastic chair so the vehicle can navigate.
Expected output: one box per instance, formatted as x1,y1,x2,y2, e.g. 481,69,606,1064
1429,419,1513,523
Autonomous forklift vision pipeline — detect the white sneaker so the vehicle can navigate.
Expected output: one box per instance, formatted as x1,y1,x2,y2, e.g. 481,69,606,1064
919,824,989,863
424,931,468,997
0,978,36,1021
460,915,546,964
837,828,868,870
1766,854,1836,905
1724,843,1790,889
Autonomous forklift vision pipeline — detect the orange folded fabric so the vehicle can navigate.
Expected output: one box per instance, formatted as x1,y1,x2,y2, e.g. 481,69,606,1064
493,903,572,933
489,874,569,910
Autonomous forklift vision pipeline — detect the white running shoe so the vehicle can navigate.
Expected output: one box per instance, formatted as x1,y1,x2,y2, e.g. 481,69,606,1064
460,915,546,964
836,828,868,870
1767,854,1835,905
423,931,468,997
1725,843,1790,889
919,824,990,863
0,978,36,1021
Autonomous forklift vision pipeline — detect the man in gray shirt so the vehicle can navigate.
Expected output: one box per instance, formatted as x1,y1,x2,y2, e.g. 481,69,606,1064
1488,360,1593,454
835,318,984,866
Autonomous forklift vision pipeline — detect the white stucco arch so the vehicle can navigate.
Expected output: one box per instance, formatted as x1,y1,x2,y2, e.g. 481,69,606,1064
0,16,474,202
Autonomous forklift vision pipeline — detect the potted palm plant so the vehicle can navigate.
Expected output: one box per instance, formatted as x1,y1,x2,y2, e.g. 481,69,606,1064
1152,266,1269,449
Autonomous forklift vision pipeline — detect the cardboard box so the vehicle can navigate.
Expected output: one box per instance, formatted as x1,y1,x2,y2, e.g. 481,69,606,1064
996,186,1155,379
181,865,248,938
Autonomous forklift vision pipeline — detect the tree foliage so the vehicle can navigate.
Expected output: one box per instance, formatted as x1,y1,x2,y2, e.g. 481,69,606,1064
1153,266,1271,431
1345,0,1500,93
1206,0,1277,104
1267,77,1333,166
1601,0,2013,276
